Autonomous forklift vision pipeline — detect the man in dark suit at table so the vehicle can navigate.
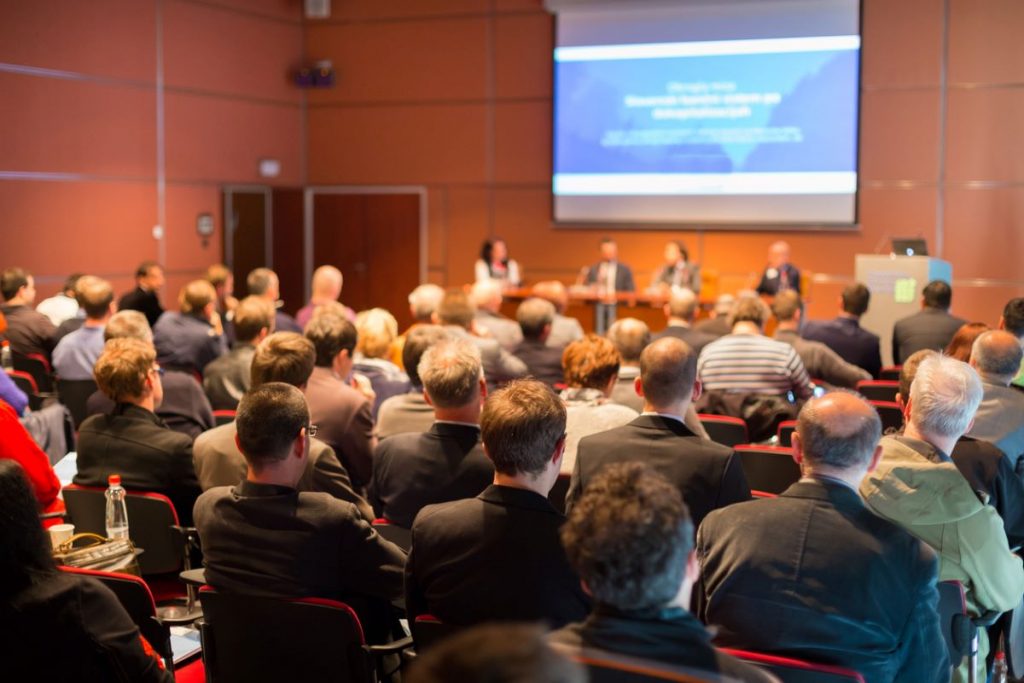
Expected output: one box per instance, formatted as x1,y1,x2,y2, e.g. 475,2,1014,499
405,379,590,629
801,283,882,378
654,287,717,356
511,297,565,388
583,237,636,293
892,280,967,364
755,241,801,296
697,391,948,682
566,337,749,529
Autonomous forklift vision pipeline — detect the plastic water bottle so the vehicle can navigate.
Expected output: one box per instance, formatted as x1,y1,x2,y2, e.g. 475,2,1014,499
0,340,11,370
105,474,130,540
992,650,1008,683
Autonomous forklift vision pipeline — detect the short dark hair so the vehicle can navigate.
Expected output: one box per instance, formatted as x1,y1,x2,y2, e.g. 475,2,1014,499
76,276,114,319
236,383,309,470
562,462,692,611
402,325,449,387
418,339,482,409
1003,298,1024,337
406,624,584,683
726,296,769,329
771,290,802,322
562,335,620,389
250,332,316,388
233,296,275,343
640,337,697,407
304,314,357,367
797,390,882,470
516,298,555,340
480,379,566,476
842,283,871,316
246,267,276,296
0,460,57,599
135,261,160,279
63,273,84,295
1,267,29,301
923,280,952,309
436,289,475,328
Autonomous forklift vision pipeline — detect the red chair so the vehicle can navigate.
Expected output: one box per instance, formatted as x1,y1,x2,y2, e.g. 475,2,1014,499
734,445,801,495
212,409,236,426
7,369,44,411
698,414,749,448
13,350,53,392
776,420,797,447
878,366,902,381
371,518,411,552
869,401,904,433
412,614,462,652
856,380,899,403
751,490,779,499
552,642,725,682
198,586,412,683
721,648,865,682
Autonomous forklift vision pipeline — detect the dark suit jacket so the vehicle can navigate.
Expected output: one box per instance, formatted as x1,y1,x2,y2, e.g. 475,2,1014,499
755,263,801,296
152,312,227,376
274,310,302,334
86,369,215,441
194,480,406,642
892,307,967,364
692,316,730,339
117,287,164,328
202,343,255,411
369,422,494,528
952,436,1024,550
653,324,717,356
303,366,376,489
567,415,750,530
697,479,949,683
406,485,590,628
74,403,201,524
0,304,57,359
512,338,565,387
549,606,774,683
802,316,882,378
585,261,636,292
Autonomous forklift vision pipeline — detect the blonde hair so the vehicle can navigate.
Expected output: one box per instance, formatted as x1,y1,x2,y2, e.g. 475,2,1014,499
355,308,398,359
94,338,155,402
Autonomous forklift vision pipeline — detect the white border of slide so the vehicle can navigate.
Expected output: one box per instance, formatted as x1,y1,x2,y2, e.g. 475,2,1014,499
555,36,860,62
553,172,856,196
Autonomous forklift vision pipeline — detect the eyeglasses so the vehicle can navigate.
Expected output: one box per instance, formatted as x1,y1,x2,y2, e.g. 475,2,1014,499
306,424,319,438
150,365,165,377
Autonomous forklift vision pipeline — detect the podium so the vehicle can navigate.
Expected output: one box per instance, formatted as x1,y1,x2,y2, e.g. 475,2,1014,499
855,255,952,367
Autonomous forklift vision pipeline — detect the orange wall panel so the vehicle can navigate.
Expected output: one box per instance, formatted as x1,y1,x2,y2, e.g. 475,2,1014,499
861,0,942,87
163,184,224,273
859,90,941,181
324,0,487,22
949,0,1024,84
493,101,550,183
442,187,491,285
943,187,1024,281
195,0,302,22
946,89,1024,182
494,12,552,99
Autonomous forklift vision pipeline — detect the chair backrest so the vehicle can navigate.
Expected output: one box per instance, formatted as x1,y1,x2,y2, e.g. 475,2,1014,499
60,565,173,668
776,420,798,447
62,485,183,575
1003,594,1024,678
371,518,412,552
198,587,373,683
856,380,899,403
549,472,571,514
13,350,53,392
212,409,236,426
57,378,98,429
698,414,749,448
7,369,44,410
721,649,865,683
551,643,726,683
734,445,801,495
869,401,904,433
937,580,970,670
412,614,462,652
878,366,902,381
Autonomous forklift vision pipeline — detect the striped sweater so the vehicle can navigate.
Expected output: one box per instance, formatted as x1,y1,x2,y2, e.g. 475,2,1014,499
697,332,813,399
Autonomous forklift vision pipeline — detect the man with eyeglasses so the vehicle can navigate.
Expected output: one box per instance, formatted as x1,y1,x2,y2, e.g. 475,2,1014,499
74,337,201,524
194,382,406,644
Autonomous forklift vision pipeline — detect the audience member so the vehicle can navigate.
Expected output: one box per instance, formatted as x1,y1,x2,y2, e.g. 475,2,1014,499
771,290,870,388
353,307,411,416
511,297,565,388
74,338,201,523
51,276,113,381
35,273,82,326
202,295,275,411
567,337,749,525
247,267,301,333
152,280,227,376
410,624,584,683
0,461,173,683
376,325,449,440
860,354,1023,681
559,335,637,474
470,279,522,350
0,368,28,415
651,240,701,293
998,297,1024,387
370,339,493,528
0,402,62,515
1,267,56,358
968,330,1024,464
205,263,238,318
945,321,990,362
295,265,354,329
692,293,735,338
654,287,716,355
553,463,771,682
194,331,370,515
755,240,801,296
583,237,636,292
605,317,651,411
698,297,812,399
86,310,215,440
892,280,966,364
393,283,445,370
303,315,376,489
406,379,590,628
474,238,522,289
699,391,948,682
801,283,882,378
193,382,404,643
118,261,165,328
532,280,584,348
436,288,526,389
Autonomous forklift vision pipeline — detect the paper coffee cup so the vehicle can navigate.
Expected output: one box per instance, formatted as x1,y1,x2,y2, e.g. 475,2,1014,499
49,524,75,550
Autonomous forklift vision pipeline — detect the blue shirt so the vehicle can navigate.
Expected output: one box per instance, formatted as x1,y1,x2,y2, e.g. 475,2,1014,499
52,325,106,381
0,370,28,415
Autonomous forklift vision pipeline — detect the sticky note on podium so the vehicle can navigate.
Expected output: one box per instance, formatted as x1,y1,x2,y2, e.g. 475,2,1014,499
893,278,917,303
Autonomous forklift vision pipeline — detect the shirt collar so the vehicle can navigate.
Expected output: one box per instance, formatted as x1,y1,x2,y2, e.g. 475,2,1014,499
799,473,857,492
434,420,480,429
640,411,685,425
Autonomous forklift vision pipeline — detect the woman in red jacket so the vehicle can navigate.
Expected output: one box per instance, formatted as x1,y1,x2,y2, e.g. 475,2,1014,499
0,401,64,517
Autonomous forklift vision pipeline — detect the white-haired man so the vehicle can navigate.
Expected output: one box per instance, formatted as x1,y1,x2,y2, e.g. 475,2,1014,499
470,280,522,351
968,330,1024,467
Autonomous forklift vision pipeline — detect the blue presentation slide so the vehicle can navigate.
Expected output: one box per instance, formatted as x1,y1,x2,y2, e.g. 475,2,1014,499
554,37,860,196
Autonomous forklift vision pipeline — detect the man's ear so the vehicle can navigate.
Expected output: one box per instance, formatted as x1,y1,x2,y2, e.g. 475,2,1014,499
865,444,883,473
634,375,644,398
552,436,566,465
294,428,308,460
791,430,805,467
234,433,244,454
479,376,488,400
691,379,702,403
685,549,700,584
422,388,434,407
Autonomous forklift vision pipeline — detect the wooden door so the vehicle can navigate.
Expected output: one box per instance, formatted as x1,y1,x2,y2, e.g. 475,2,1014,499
223,189,267,292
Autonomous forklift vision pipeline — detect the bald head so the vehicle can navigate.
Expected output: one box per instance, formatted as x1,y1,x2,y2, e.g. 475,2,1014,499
639,337,698,409
666,288,699,321
607,318,650,364
971,330,1024,385
796,391,882,471
311,265,343,300
768,241,791,268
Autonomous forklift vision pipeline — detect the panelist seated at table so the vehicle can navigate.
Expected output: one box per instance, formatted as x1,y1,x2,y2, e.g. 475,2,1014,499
581,237,636,293
474,238,521,289
755,241,801,296
650,240,701,294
